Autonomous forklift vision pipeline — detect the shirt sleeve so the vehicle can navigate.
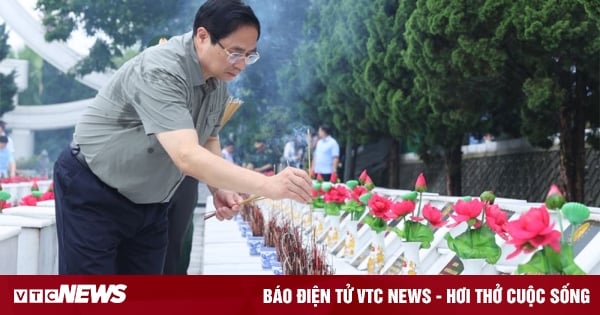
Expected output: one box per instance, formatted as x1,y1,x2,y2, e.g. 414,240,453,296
332,140,340,158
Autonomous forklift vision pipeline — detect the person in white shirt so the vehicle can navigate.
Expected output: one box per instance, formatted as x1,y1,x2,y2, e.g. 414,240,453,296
221,141,235,163
312,124,340,182
282,135,303,168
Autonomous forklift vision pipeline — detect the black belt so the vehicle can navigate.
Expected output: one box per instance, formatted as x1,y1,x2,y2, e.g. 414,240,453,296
70,141,89,168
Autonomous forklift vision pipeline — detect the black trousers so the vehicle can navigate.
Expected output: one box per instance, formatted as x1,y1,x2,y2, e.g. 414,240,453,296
163,176,198,274
53,147,169,274
316,173,332,182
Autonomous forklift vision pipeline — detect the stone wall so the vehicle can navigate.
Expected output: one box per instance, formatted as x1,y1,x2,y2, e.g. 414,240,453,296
352,139,600,207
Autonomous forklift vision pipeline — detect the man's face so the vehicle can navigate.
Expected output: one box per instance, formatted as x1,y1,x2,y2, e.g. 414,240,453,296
0,143,6,150
195,25,259,81
318,128,327,139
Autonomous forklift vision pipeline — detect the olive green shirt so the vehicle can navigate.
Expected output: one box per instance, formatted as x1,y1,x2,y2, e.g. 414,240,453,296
74,32,228,203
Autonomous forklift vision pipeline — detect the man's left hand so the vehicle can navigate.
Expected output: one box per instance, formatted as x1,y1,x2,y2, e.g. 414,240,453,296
212,189,243,220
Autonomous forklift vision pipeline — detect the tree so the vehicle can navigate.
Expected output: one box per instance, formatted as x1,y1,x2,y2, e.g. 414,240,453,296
36,0,198,75
499,0,600,202
404,0,521,195
0,23,17,117
361,0,419,186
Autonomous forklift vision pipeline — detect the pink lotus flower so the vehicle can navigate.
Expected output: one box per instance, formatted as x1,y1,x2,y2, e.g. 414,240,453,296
447,199,484,228
367,194,393,219
350,186,368,203
485,204,509,240
0,200,11,210
359,170,369,183
358,169,375,190
390,200,416,219
504,205,561,259
39,191,55,201
415,173,427,193
547,184,562,197
545,184,566,209
323,185,349,204
19,195,38,206
422,203,446,228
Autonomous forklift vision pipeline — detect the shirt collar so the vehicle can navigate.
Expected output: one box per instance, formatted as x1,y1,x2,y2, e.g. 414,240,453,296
184,32,218,91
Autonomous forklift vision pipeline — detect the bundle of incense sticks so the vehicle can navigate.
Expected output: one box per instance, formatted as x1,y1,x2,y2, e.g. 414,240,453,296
204,195,266,220
220,97,243,126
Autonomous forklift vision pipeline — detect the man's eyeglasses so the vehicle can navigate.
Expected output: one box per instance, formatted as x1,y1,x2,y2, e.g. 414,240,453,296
217,41,260,65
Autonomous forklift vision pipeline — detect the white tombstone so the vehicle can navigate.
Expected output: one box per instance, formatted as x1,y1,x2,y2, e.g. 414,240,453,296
0,214,57,274
0,226,21,274
2,205,55,218
36,200,55,208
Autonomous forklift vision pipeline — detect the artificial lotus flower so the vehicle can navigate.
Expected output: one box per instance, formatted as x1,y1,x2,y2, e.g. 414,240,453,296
19,194,39,206
447,199,485,228
358,169,375,190
505,191,591,275
444,192,504,264
422,203,447,228
485,204,509,240
415,173,427,193
323,185,350,216
505,205,561,259
343,183,370,220
386,173,443,248
545,184,566,210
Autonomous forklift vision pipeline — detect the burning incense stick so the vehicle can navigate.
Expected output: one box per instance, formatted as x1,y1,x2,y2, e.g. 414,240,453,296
306,129,312,175
204,195,266,220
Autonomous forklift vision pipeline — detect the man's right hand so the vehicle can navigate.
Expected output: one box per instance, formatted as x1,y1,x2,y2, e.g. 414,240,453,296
262,167,312,204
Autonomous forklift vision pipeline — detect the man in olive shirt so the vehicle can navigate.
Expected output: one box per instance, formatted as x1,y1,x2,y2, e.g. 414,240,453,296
53,0,312,274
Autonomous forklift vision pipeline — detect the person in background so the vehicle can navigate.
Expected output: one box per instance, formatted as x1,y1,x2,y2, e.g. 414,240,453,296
37,149,51,178
0,120,15,154
246,140,277,175
282,135,303,168
312,124,340,182
221,141,235,163
53,0,312,275
0,136,16,178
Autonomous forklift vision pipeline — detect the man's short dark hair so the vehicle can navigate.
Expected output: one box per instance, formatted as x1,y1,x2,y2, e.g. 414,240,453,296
319,124,332,135
193,0,261,44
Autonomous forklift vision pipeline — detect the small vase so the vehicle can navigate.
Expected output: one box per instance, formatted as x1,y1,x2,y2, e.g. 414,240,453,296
239,222,250,238
460,258,486,275
367,231,386,274
401,241,421,275
271,261,283,275
260,246,277,269
247,236,264,256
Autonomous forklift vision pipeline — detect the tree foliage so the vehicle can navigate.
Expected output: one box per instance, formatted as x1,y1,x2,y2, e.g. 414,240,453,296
403,0,521,195
36,0,198,75
500,0,600,201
